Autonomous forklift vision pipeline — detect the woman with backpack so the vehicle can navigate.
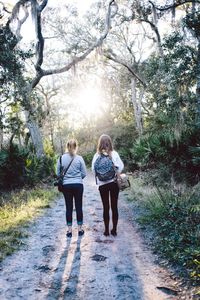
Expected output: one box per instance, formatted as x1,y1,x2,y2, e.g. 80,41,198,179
56,139,87,238
92,134,124,236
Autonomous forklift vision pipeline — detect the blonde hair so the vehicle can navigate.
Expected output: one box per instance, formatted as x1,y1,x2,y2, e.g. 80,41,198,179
66,139,78,155
97,134,113,154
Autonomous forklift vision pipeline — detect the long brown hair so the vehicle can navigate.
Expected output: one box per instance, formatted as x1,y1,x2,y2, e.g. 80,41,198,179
97,134,113,154
66,139,77,155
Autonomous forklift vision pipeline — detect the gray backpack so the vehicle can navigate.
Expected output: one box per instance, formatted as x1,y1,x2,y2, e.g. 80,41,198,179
94,154,116,182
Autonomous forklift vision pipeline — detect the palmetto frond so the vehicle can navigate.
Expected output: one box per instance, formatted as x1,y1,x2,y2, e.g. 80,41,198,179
189,146,200,166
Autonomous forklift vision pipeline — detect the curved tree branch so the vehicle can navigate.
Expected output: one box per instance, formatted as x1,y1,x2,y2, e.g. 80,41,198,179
9,0,28,26
34,0,48,72
15,5,29,40
31,0,118,87
104,51,147,87
38,0,48,12
0,1,11,14
140,18,163,57
7,0,29,41
148,0,200,12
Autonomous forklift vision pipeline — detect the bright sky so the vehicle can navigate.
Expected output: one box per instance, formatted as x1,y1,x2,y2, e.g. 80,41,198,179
57,0,95,14
5,0,96,41
6,0,95,13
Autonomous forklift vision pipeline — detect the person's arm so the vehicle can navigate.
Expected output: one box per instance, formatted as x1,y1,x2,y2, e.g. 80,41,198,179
80,157,87,179
112,151,124,173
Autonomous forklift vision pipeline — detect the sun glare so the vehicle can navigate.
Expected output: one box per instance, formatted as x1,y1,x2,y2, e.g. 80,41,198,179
75,88,103,118
66,87,106,129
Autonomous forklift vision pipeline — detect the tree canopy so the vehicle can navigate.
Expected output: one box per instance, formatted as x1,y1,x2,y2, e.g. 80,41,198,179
0,0,200,185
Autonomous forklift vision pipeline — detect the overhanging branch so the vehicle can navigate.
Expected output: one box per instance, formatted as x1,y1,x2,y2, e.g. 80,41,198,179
7,0,29,41
38,0,48,12
34,0,48,72
31,0,118,87
0,1,12,14
149,0,200,11
104,52,147,87
140,18,163,57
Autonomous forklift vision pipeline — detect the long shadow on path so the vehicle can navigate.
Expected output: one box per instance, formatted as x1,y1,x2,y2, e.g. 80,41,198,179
45,236,82,300
62,236,83,299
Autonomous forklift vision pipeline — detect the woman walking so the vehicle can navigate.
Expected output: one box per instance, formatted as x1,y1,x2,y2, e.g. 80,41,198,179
92,134,124,236
57,139,87,238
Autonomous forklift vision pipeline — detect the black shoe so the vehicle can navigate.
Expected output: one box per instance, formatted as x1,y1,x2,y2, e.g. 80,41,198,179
78,229,84,236
66,231,72,238
103,231,109,236
111,229,117,236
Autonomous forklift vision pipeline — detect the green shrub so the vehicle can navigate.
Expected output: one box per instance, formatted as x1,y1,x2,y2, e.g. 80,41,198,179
136,183,200,283
0,143,56,190
109,122,138,171
82,151,95,167
131,126,200,184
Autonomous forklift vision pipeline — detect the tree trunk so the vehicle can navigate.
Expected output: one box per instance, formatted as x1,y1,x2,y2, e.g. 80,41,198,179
45,95,54,149
171,0,176,26
148,2,163,58
25,111,44,157
0,127,3,150
57,118,64,154
196,36,200,125
131,77,143,136
49,117,54,149
192,0,196,14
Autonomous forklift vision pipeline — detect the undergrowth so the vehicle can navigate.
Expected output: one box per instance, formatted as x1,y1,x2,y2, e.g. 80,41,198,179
0,187,58,262
129,177,200,286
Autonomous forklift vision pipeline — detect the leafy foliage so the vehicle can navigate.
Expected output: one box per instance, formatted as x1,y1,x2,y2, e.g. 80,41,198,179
0,143,56,190
131,125,200,184
109,122,138,171
0,23,33,143
130,30,200,183
144,187,200,283
82,151,95,167
130,178,200,284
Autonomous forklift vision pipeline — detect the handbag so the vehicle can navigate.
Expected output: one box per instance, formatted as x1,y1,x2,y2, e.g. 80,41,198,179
54,156,74,192
116,173,131,191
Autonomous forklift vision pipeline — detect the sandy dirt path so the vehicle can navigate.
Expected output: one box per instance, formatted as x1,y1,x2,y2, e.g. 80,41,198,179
0,172,183,300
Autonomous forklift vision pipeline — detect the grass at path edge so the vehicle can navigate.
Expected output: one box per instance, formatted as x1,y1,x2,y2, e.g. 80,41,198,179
0,187,58,262
126,176,200,292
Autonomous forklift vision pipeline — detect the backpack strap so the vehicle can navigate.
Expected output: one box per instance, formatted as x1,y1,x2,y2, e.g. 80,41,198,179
94,154,104,185
63,156,75,177
95,173,98,185
59,156,62,174
60,155,75,178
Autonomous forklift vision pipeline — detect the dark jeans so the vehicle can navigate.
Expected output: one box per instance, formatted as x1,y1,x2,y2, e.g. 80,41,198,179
62,184,83,226
99,182,119,233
